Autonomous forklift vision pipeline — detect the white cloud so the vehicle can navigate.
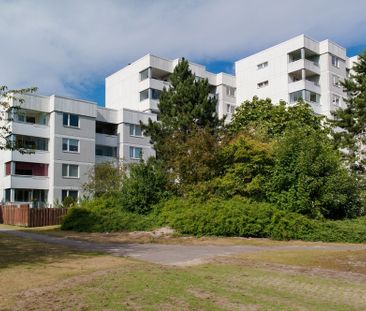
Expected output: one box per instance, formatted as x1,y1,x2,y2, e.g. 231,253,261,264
0,0,365,101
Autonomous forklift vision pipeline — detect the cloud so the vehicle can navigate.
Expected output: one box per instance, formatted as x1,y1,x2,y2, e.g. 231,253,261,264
0,0,365,102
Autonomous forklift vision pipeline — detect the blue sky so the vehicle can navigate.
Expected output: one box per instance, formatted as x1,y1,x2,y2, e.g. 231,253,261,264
1,0,365,107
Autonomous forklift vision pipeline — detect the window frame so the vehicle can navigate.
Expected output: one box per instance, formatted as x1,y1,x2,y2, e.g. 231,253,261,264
62,138,79,153
63,113,80,128
129,124,143,137
62,164,79,178
257,80,269,88
129,146,143,159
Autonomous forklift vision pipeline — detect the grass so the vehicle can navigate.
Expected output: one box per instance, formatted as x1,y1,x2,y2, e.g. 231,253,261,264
1,229,366,310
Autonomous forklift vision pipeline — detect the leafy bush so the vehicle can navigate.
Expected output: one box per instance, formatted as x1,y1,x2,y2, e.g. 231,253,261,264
119,158,172,214
61,196,156,232
156,196,366,243
269,127,363,219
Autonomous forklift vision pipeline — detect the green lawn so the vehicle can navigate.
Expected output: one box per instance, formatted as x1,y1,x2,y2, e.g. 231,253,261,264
1,231,366,310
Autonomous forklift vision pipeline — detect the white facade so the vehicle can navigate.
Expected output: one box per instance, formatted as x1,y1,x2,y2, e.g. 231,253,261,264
0,34,361,205
235,34,357,117
106,54,237,120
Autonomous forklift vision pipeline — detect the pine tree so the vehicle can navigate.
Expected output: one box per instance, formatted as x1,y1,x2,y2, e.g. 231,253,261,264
332,50,366,172
141,58,224,189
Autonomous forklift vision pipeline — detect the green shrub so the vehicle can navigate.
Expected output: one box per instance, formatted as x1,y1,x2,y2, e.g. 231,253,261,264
156,196,366,243
61,196,156,232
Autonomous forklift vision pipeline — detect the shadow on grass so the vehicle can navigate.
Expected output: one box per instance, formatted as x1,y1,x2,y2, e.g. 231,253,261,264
0,233,93,270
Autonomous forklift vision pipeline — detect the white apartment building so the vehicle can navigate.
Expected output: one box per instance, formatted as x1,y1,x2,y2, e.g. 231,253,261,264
0,35,361,205
235,34,358,117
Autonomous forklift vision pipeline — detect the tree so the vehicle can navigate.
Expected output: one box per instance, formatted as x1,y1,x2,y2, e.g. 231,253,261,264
269,127,362,219
141,58,224,189
82,162,126,198
0,85,37,150
119,158,171,214
332,50,366,172
230,97,326,138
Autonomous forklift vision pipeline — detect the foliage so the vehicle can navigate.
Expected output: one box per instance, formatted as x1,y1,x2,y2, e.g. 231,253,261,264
119,158,172,214
62,196,76,208
190,132,274,200
156,196,366,243
0,85,37,151
332,50,366,172
230,97,326,138
82,162,126,198
141,58,223,190
61,196,155,232
269,127,362,219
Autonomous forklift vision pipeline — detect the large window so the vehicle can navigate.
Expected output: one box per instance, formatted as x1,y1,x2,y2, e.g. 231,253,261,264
305,90,320,103
139,89,161,101
13,109,48,125
6,162,48,176
62,164,79,178
331,55,340,68
63,113,79,127
129,146,142,159
290,90,303,103
12,135,48,151
151,89,161,100
140,89,149,101
95,145,117,157
62,190,78,201
129,124,142,137
62,138,79,153
140,68,149,81
225,86,236,97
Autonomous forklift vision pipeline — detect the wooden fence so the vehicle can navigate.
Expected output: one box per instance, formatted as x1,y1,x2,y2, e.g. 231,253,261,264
0,204,68,227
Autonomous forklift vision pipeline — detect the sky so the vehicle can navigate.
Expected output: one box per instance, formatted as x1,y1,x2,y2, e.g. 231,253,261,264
1,0,366,106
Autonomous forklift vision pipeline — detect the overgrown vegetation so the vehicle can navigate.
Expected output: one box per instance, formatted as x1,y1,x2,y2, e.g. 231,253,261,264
62,54,366,243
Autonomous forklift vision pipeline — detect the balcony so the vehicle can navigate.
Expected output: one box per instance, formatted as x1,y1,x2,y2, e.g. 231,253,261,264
11,122,49,138
3,175,49,189
288,79,321,94
288,59,320,75
95,133,118,147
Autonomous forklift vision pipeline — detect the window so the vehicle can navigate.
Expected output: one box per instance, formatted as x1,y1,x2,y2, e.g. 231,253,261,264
95,145,117,157
14,189,32,202
305,90,320,103
151,89,161,100
226,86,236,97
62,190,78,201
331,55,340,68
140,89,149,101
257,80,269,88
140,68,149,81
129,124,142,137
5,189,11,202
13,109,48,125
290,90,303,103
129,146,142,159
226,104,235,114
332,75,341,87
12,135,48,151
257,61,268,70
332,94,341,106
62,164,79,178
62,138,79,153
63,113,79,127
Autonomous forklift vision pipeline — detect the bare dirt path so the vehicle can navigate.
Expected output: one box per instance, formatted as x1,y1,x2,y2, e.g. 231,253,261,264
1,228,366,266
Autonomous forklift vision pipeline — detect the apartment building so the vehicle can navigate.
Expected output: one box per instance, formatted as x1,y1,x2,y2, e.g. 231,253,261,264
0,94,155,205
235,34,358,117
0,35,360,205
105,54,237,120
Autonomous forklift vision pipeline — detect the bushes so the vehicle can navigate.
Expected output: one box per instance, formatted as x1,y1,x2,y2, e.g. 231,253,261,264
156,196,366,243
61,196,155,232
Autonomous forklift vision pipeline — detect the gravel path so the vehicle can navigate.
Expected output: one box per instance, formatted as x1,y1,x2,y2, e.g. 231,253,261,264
1,228,366,266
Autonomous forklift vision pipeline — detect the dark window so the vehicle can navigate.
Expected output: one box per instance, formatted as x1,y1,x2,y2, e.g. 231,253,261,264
63,113,79,127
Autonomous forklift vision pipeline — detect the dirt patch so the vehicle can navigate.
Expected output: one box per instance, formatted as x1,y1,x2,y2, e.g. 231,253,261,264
188,288,261,311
